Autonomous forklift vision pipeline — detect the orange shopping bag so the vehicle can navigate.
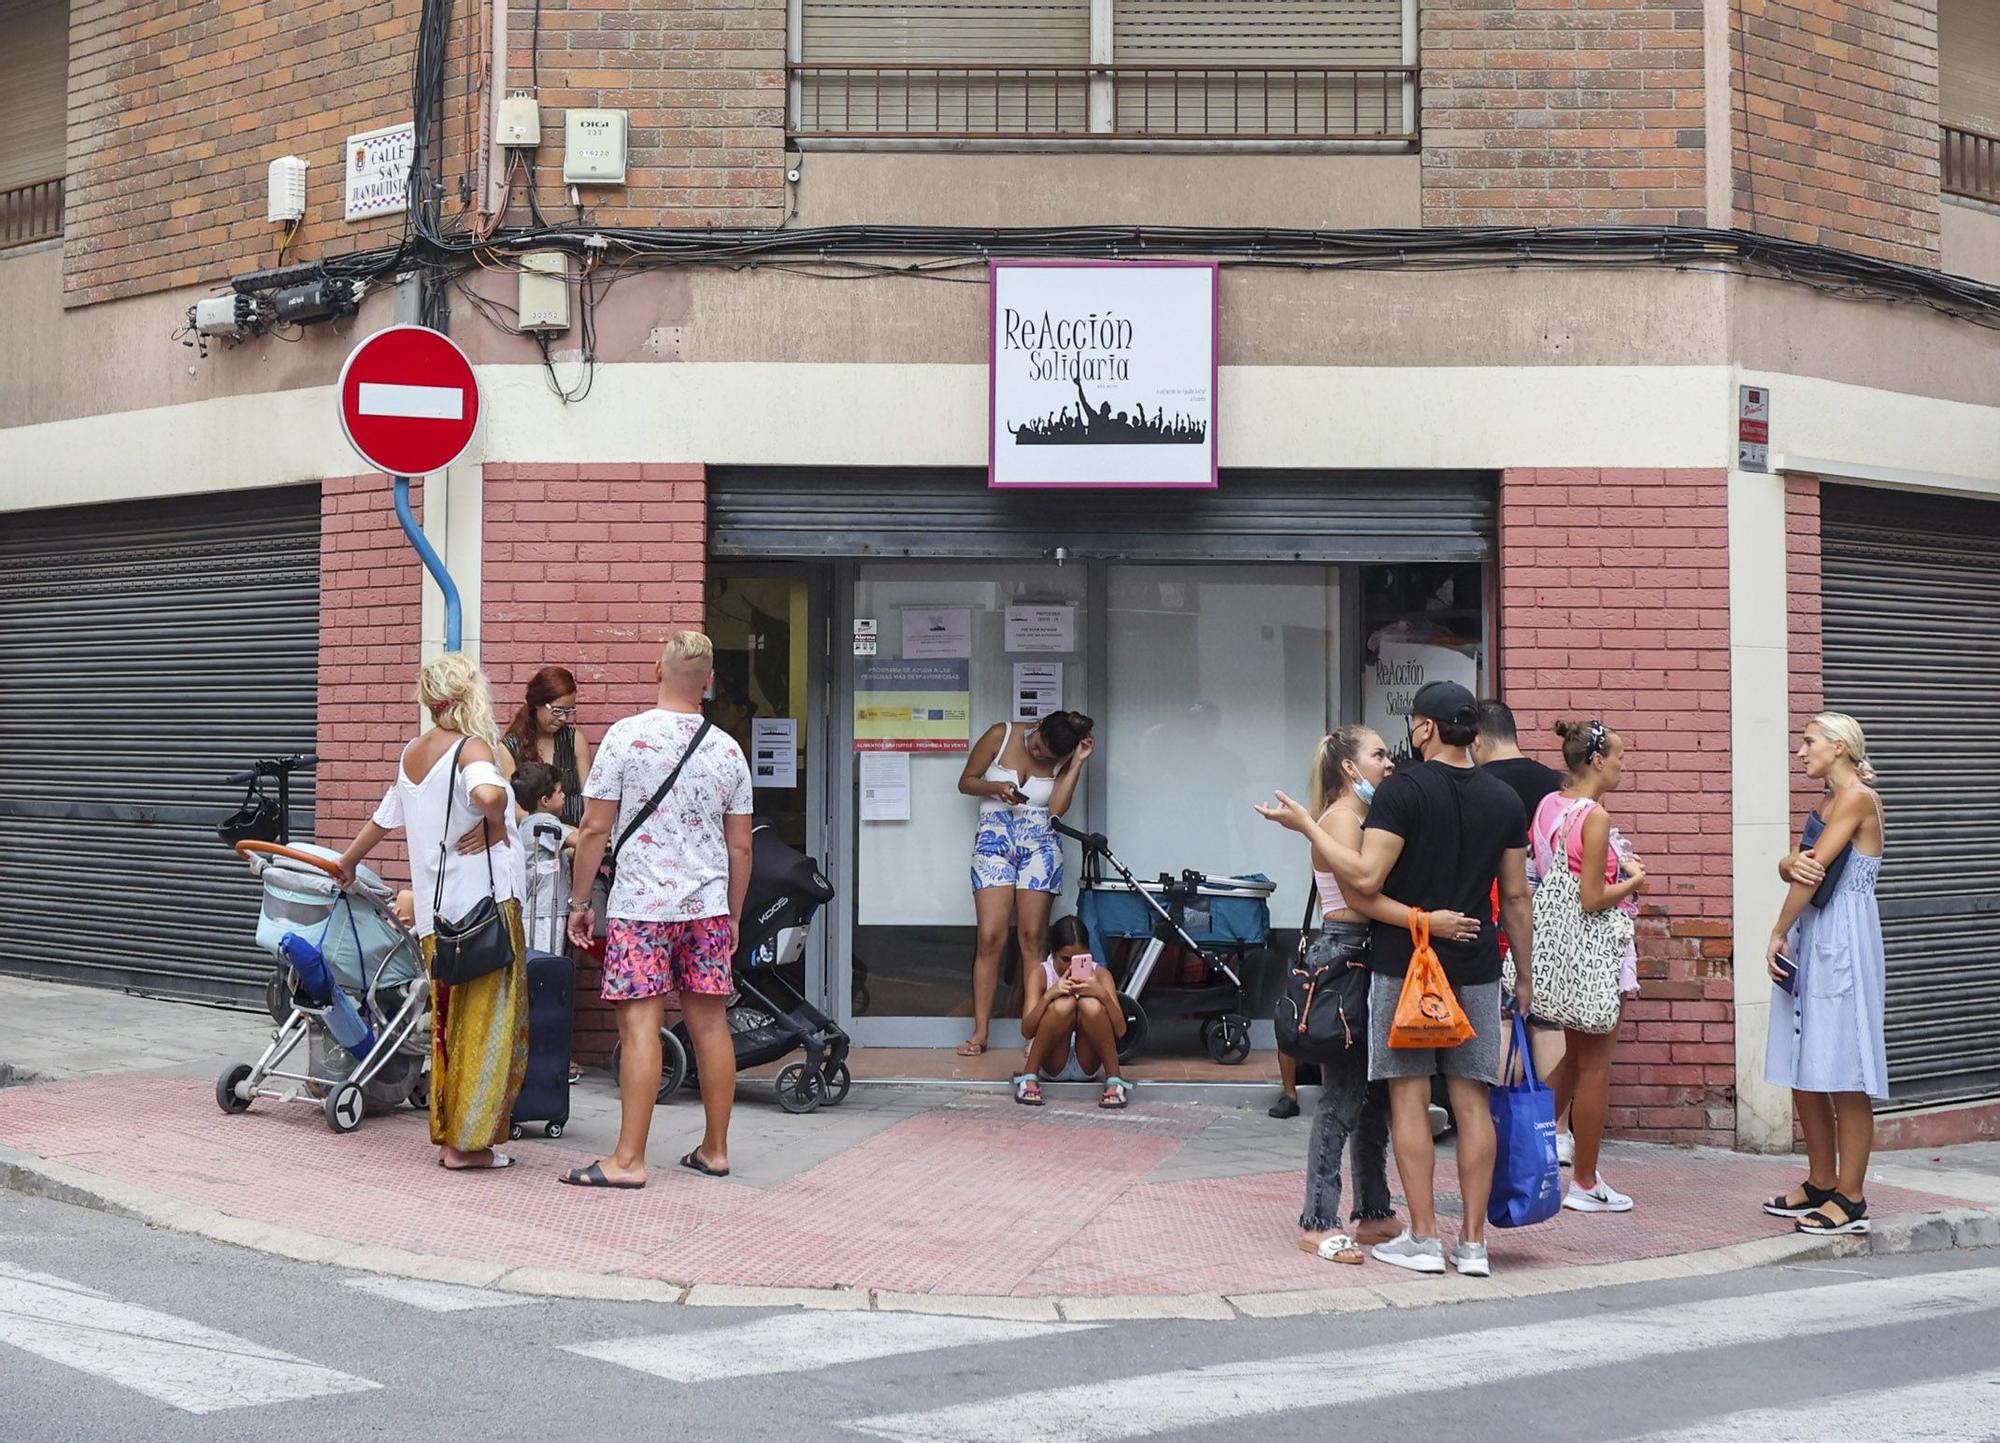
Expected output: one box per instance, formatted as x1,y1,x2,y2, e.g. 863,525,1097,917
1389,910,1477,1049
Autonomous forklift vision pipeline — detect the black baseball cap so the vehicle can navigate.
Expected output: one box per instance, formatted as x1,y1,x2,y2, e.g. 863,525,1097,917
1411,680,1478,726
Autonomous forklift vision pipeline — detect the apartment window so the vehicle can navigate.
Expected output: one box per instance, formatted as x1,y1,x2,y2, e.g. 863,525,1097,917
790,0,1416,144
1941,0,2000,205
0,0,65,251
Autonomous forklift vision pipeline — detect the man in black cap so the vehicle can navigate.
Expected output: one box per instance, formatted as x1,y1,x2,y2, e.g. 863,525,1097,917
1335,679,1534,1278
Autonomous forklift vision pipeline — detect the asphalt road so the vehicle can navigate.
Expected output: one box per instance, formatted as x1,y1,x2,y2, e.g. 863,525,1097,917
1,1188,1996,1443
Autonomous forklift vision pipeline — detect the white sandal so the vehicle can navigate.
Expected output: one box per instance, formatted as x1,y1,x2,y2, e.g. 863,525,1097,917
1314,1233,1364,1264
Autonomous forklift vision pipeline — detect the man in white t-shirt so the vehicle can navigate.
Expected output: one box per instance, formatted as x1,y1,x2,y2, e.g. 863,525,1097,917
563,632,754,1188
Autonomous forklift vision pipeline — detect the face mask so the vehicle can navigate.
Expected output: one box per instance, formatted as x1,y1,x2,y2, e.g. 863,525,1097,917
1354,779,1377,806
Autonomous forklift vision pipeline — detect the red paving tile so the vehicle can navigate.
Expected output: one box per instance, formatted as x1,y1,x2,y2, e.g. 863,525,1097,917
0,1076,1979,1298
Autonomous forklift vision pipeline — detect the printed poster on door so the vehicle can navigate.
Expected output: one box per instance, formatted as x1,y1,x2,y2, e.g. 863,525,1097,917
853,659,971,752
1363,642,1480,762
989,261,1217,489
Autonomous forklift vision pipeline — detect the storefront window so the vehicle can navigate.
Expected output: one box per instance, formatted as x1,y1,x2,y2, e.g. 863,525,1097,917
1360,563,1487,763
1102,565,1340,956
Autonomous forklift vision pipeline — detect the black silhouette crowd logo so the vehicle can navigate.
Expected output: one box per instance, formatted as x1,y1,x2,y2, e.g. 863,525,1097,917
1009,378,1207,447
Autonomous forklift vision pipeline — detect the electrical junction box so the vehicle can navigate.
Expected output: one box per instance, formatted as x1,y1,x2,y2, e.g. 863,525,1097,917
267,156,309,222
562,108,627,184
498,93,541,148
517,252,571,333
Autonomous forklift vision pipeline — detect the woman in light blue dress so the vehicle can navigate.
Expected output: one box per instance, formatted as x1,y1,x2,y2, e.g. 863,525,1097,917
1762,712,1886,1237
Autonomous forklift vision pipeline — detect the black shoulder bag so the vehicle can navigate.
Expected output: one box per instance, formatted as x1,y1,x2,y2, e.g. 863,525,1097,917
1275,875,1370,1062
430,739,517,987
589,719,714,931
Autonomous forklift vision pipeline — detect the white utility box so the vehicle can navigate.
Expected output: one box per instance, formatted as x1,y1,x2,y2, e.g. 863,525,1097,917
562,108,628,184
517,252,571,333
267,156,309,222
498,93,541,148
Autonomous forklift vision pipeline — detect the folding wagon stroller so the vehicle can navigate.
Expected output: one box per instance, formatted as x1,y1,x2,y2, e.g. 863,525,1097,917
1059,818,1275,1065
613,823,850,1114
215,841,430,1133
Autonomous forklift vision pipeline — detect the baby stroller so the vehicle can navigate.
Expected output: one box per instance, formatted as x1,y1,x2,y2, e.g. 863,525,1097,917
215,841,430,1134
612,823,849,1114
1059,819,1275,1066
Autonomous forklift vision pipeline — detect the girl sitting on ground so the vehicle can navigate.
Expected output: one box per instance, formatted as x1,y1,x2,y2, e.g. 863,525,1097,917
1016,916,1130,1110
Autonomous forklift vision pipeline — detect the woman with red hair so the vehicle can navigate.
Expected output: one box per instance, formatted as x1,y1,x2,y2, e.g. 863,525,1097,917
503,666,593,826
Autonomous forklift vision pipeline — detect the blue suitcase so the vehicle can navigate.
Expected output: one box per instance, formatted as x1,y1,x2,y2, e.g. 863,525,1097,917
510,949,573,1139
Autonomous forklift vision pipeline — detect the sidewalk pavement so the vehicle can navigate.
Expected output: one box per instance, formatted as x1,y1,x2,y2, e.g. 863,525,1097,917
2,976,1995,1320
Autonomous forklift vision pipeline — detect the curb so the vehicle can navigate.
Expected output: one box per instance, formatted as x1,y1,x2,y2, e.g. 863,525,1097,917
2,1143,1994,1323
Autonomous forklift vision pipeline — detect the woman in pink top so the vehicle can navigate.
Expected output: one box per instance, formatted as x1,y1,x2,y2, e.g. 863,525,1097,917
1533,719,1649,1215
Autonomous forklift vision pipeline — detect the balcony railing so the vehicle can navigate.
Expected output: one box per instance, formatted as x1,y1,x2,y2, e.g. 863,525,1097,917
0,176,62,251
1944,122,2000,206
789,64,1419,143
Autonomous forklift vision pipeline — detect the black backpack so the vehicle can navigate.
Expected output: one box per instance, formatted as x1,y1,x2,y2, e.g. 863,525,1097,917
1273,890,1370,1062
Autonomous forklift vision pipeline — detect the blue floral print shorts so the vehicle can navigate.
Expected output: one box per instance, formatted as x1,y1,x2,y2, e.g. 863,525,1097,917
970,808,1065,894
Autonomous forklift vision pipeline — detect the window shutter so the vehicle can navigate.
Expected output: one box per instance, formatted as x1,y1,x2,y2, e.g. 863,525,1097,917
1108,0,1407,137
1941,0,2000,135
0,0,66,192
798,0,1091,134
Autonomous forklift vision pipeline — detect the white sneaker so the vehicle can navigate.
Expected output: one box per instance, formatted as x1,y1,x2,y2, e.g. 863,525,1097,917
1450,1241,1490,1278
1563,1176,1634,1213
1427,1103,1451,1137
1371,1228,1447,1274
1557,1130,1575,1167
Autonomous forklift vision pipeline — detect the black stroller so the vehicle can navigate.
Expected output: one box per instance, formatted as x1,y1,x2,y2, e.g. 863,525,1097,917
612,823,849,1114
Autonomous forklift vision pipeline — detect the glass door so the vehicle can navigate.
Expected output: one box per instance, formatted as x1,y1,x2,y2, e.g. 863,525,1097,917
706,568,832,1008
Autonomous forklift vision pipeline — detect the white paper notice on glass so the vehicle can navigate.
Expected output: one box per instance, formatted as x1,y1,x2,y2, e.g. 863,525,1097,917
1004,603,1075,652
749,718,798,789
902,607,973,659
1013,662,1063,723
859,751,912,822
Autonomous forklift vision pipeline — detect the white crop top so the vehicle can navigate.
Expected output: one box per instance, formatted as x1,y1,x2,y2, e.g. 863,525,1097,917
978,721,1061,814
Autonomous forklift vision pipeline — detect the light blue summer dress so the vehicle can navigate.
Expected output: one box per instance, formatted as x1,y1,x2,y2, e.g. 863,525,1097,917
1765,831,1889,1101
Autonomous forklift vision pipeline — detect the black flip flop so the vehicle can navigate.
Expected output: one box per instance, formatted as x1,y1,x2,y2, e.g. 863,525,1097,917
680,1150,730,1178
559,1161,644,1189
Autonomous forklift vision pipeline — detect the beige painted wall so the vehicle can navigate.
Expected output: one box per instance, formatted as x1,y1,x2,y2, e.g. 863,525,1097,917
1942,198,2000,287
789,152,1422,229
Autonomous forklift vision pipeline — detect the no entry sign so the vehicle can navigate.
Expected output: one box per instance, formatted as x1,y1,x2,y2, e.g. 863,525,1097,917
336,324,481,477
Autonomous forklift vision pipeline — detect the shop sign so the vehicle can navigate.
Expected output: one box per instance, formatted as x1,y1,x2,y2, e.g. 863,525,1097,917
1363,642,1480,762
1738,385,1770,472
989,261,1218,490
345,122,415,221
854,659,971,752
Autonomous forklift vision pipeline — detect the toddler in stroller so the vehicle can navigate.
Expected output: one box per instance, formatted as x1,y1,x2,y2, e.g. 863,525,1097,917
216,841,430,1134
613,823,851,1114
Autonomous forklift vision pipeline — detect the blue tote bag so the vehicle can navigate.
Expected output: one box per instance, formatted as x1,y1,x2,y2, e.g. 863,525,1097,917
1487,1013,1563,1229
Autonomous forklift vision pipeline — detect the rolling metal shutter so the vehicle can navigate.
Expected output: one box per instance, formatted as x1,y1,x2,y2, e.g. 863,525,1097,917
1821,483,2000,1108
708,468,1494,562
0,487,320,1005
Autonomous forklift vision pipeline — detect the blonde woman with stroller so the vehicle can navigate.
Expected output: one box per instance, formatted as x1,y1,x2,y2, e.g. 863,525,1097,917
338,654,528,1171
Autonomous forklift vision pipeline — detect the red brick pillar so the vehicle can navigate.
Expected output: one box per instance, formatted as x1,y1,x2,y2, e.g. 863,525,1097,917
483,464,709,1064
1498,467,1737,1145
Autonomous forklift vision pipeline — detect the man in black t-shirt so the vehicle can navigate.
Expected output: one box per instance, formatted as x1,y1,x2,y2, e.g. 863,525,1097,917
1338,681,1535,1279
1472,699,1562,819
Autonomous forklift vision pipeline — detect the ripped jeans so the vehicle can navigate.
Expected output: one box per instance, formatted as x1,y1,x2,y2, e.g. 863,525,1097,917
1300,923,1395,1232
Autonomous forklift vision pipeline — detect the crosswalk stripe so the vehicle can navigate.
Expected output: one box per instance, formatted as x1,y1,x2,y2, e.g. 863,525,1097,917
0,1262,379,1414
342,1277,527,1313
1620,1369,2000,1443
567,1311,1093,1384
844,1269,2000,1443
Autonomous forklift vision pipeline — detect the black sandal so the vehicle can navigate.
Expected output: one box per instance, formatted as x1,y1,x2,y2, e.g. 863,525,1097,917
1796,1192,1870,1236
1763,1180,1835,1218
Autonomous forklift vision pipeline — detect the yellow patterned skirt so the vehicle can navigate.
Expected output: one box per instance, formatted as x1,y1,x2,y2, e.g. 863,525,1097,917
421,900,530,1153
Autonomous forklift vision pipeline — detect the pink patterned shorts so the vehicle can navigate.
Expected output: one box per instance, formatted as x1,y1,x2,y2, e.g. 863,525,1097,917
602,916,734,1002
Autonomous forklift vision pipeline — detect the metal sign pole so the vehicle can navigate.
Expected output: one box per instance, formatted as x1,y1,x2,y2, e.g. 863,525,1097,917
391,475,462,652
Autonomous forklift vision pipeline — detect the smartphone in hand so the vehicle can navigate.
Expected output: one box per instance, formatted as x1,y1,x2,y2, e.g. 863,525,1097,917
1772,950,1798,996
1066,953,1097,984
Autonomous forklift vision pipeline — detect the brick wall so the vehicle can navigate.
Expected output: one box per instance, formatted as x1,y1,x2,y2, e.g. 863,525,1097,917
483,462,709,1062
1498,467,1736,1146
1731,0,1941,266
316,474,425,879
1421,0,1708,227
63,0,784,307
1784,474,1824,830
